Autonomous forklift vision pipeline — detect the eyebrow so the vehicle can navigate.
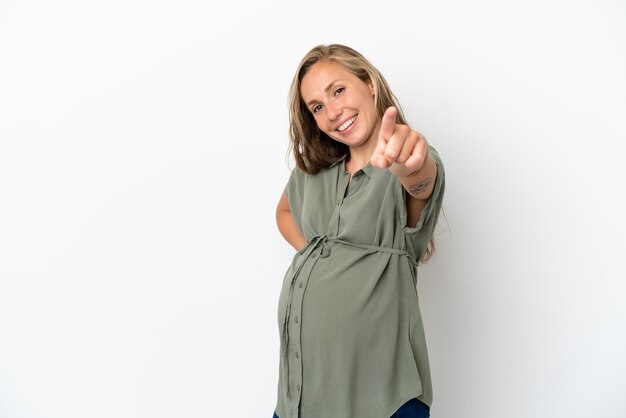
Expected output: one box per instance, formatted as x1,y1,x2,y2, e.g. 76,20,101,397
305,80,341,106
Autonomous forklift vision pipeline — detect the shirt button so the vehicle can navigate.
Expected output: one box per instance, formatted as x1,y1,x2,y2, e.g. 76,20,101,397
311,252,317,259
354,176,360,182
294,316,299,323
295,351,299,358
296,384,301,391
298,282,303,288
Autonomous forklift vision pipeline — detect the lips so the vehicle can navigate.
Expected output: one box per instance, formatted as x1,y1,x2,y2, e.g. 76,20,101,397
336,115,357,132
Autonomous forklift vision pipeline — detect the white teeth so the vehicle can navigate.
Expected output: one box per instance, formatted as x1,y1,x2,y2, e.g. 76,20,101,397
337,116,357,132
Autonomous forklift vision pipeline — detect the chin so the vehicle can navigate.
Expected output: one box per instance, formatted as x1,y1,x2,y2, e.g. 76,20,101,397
330,132,366,147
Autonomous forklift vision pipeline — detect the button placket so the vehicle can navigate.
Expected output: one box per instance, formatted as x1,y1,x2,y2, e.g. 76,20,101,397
286,242,323,410
287,319,302,405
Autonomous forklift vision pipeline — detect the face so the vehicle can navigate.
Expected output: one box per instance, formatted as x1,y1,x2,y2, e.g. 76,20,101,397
300,60,380,150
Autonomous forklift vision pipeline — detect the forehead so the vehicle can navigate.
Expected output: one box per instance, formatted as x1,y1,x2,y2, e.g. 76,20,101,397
300,60,360,102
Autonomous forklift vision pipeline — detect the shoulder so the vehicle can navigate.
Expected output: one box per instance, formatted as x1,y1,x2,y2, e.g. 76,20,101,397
286,164,333,196
292,162,339,182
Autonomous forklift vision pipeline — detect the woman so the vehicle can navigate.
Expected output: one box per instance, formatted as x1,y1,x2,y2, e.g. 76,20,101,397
273,44,445,418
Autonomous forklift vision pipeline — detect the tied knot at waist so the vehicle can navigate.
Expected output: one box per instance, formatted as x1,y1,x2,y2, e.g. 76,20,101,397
304,234,416,261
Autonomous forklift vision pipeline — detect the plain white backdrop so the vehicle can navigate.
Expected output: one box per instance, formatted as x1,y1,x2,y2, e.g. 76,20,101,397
1,0,625,417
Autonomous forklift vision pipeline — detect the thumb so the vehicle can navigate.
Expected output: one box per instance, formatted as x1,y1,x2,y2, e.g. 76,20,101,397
379,106,397,142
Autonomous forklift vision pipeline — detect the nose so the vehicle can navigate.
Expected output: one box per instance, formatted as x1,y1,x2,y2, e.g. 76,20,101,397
326,101,342,121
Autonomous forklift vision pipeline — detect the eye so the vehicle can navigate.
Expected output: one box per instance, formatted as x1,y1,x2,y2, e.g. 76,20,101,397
312,104,323,113
334,87,345,96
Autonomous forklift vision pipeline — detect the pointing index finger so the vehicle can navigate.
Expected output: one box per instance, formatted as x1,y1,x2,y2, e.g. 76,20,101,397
379,106,398,142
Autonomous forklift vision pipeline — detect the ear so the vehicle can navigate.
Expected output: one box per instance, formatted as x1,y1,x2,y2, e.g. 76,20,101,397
368,80,375,96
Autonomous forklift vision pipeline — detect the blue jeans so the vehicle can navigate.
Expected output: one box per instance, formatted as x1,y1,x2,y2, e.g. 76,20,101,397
272,397,430,418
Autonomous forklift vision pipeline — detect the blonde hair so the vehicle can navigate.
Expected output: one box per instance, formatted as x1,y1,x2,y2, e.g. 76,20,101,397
287,44,435,262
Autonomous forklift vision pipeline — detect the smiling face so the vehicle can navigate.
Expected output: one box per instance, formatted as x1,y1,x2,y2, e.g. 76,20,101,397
300,60,381,151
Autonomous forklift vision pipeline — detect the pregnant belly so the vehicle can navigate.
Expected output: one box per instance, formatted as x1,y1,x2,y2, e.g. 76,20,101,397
299,247,404,353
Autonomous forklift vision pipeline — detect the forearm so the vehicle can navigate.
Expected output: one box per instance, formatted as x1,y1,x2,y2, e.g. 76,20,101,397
397,152,437,200
396,152,438,228
276,210,306,251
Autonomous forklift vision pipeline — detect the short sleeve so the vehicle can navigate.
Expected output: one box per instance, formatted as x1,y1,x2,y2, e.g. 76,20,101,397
285,167,306,235
396,145,446,261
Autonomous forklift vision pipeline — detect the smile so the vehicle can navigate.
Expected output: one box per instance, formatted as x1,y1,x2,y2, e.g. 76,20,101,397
337,115,357,132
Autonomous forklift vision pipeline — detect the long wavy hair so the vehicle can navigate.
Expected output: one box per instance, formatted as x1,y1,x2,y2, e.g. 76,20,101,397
287,44,435,262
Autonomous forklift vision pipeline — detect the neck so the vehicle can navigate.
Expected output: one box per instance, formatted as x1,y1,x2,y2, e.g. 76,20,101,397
346,122,381,174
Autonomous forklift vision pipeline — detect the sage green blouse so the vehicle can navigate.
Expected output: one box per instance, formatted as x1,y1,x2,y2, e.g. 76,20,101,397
275,146,445,418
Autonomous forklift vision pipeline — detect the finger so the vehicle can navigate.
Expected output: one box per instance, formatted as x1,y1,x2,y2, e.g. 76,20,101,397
396,132,419,164
383,125,410,163
379,106,397,142
370,136,389,168
403,138,429,170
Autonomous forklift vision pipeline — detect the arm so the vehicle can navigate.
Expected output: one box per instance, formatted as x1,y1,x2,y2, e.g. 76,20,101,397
276,191,306,251
370,107,439,228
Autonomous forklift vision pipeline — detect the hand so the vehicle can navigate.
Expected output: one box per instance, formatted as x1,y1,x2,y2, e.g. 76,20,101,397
370,107,429,178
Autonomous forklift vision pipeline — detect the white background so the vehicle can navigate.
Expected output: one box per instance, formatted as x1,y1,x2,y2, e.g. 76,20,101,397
1,0,625,417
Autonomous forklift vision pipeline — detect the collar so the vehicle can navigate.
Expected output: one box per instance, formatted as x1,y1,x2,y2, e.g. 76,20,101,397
341,158,374,178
